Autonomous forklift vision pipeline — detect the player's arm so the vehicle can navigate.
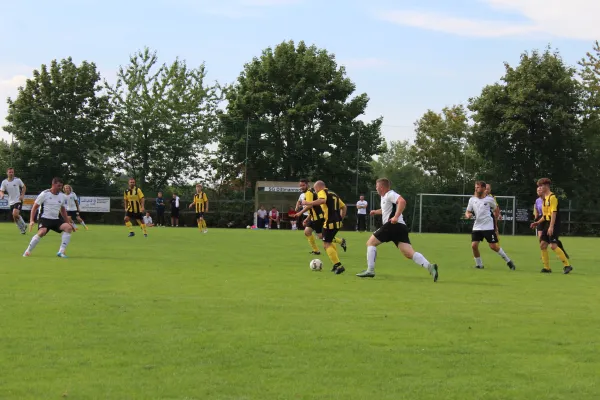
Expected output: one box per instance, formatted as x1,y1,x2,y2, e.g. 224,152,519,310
74,198,81,214
339,199,347,219
188,196,195,209
370,208,382,216
304,191,326,207
123,192,128,211
138,189,145,212
19,182,26,201
465,200,474,219
60,205,69,222
548,196,558,233
390,196,406,223
204,194,209,212
29,203,39,224
0,182,5,199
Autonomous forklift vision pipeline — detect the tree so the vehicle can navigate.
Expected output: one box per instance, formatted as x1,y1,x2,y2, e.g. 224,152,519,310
469,48,583,198
106,47,220,191
3,58,114,192
410,105,476,191
216,40,385,197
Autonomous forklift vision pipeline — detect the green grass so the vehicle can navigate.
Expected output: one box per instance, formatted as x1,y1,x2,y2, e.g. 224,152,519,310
1,223,599,400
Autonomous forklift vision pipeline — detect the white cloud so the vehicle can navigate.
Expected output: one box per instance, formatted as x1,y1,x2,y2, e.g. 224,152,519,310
339,57,390,69
377,0,600,40
0,67,32,141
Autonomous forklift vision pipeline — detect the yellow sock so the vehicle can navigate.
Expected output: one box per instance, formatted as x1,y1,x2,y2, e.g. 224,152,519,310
126,221,133,232
137,221,147,234
198,221,202,230
202,220,207,230
332,237,343,244
541,249,550,270
553,247,569,266
307,235,319,252
326,245,340,265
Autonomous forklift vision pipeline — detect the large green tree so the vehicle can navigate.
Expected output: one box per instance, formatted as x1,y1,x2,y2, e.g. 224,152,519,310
576,41,600,206
469,48,583,198
411,105,478,192
3,58,114,192
106,47,220,191
216,40,385,197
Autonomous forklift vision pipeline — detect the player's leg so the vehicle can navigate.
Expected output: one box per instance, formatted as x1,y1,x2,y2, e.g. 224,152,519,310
304,222,321,254
201,216,207,233
471,231,484,269
539,238,551,273
23,224,48,256
125,213,136,236
77,215,88,230
323,228,344,274
396,225,438,281
136,215,148,237
330,236,347,252
57,222,74,257
488,233,515,270
12,205,26,233
556,240,569,259
356,234,382,278
549,233,572,274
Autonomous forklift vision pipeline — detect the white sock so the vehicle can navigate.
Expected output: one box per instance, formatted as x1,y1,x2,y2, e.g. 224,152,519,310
26,235,41,253
412,252,430,269
475,257,483,267
497,248,511,262
367,246,377,272
59,232,71,254
18,216,26,229
80,220,87,227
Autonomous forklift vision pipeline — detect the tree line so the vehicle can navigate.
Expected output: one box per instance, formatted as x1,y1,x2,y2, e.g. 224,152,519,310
2,40,600,229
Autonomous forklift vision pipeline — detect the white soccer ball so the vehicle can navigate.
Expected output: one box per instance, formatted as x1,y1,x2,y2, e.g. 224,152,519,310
246,225,251,229
310,259,323,271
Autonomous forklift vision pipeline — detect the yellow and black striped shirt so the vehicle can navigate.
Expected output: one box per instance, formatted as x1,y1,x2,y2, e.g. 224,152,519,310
124,187,144,213
193,192,208,213
317,188,345,229
305,189,324,221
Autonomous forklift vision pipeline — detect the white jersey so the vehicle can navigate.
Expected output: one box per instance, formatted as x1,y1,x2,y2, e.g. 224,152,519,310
298,192,309,215
467,195,497,231
356,200,368,215
65,192,79,211
381,190,405,225
1,177,25,205
143,215,153,225
35,190,67,220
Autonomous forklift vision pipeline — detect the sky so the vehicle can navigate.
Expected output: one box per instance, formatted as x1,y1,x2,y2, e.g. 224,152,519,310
1,0,600,145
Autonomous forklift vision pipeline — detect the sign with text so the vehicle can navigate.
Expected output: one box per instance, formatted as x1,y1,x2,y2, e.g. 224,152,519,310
259,186,301,193
79,197,110,213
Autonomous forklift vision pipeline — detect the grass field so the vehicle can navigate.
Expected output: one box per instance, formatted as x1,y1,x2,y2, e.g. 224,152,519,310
1,223,599,400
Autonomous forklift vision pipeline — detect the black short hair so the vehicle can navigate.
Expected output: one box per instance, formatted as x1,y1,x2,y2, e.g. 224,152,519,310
299,178,309,184
52,177,64,184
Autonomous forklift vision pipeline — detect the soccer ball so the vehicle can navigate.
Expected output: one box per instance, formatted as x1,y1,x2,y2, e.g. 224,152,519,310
246,225,251,229
310,259,323,271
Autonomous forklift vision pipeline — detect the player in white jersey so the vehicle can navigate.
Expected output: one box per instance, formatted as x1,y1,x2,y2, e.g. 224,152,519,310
0,167,27,234
466,181,516,270
63,185,88,231
356,178,439,281
23,177,74,258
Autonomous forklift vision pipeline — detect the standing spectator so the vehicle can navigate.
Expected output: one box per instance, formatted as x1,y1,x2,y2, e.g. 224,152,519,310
356,194,368,232
256,205,268,229
170,193,180,227
156,191,165,226
269,206,280,229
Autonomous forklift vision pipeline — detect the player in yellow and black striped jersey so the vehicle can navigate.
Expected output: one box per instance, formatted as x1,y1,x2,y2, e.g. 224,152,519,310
188,183,209,233
530,177,572,274
293,179,325,255
123,178,147,237
302,180,348,275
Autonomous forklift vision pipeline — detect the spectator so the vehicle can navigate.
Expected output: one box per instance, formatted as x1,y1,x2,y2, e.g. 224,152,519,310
356,194,368,232
170,193,180,227
288,205,298,230
156,191,165,226
257,205,268,229
143,211,155,227
269,206,280,229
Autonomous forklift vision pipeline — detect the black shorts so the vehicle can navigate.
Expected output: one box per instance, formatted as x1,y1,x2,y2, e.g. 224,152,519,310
471,230,499,244
10,202,22,211
373,222,411,246
67,211,78,219
307,218,324,235
171,208,180,217
126,211,143,220
38,217,65,233
322,227,339,243
539,221,560,243
196,212,204,219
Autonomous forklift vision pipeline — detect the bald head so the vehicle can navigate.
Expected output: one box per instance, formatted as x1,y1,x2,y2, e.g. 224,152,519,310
313,180,325,191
